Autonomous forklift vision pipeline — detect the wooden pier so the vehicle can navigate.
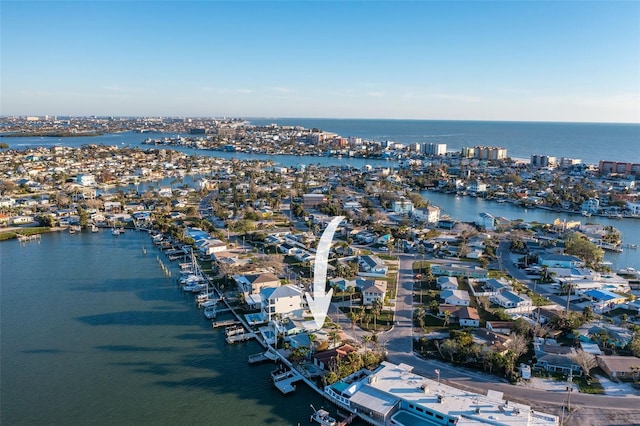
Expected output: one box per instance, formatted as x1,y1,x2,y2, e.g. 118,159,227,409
338,413,358,425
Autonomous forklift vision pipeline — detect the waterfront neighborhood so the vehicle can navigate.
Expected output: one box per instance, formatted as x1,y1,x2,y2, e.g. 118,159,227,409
2,116,640,426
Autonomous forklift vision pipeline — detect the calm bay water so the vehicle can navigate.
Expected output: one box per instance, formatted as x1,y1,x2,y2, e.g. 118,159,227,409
0,231,332,425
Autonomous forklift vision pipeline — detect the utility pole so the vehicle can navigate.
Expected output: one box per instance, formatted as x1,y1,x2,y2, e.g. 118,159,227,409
566,370,573,414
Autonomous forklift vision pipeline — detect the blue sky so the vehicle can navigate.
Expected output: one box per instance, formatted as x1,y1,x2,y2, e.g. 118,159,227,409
2,1,639,122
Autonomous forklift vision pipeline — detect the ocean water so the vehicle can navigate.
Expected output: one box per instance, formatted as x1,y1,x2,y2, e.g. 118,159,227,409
247,118,640,165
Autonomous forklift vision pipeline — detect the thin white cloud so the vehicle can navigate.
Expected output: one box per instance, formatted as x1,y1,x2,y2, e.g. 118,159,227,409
268,86,295,94
429,93,482,103
531,93,640,110
200,87,253,94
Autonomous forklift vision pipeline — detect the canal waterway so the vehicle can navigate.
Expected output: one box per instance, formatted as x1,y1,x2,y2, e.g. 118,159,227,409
421,190,640,271
0,230,337,425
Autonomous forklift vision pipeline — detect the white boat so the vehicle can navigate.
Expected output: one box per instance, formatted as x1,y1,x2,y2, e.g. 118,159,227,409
309,406,336,426
91,224,99,233
182,282,206,293
200,299,218,308
111,228,121,236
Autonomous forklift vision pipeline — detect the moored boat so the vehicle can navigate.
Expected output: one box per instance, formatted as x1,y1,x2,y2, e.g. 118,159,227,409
309,406,336,426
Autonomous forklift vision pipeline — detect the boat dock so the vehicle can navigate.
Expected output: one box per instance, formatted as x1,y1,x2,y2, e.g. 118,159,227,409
248,350,278,365
212,319,240,328
17,234,41,243
272,369,303,395
338,413,357,425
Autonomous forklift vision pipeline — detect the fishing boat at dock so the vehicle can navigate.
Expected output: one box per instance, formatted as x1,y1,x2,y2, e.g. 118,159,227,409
310,405,336,426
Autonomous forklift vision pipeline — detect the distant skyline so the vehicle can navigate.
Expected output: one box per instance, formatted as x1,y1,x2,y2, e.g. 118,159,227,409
1,1,639,123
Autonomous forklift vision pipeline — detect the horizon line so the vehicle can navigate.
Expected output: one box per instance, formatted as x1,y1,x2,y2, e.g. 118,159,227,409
2,115,639,126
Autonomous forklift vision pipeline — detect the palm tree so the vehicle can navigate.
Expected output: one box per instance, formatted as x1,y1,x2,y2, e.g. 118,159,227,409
308,333,317,355
414,307,426,330
357,306,366,326
328,329,340,349
348,287,355,313
347,312,357,331
372,299,383,331
443,310,452,328
362,334,372,352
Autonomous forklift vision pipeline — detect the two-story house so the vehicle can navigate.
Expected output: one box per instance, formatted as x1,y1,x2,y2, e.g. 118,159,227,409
360,280,387,305
234,272,280,296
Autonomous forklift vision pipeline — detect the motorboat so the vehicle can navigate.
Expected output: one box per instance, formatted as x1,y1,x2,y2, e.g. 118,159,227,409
309,406,336,426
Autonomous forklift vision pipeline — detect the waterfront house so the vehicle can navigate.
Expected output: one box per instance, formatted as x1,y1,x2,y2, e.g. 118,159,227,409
476,212,496,231
324,361,558,426
234,272,280,296
313,344,357,371
580,198,600,215
538,253,584,269
582,289,627,313
260,284,303,322
411,205,440,224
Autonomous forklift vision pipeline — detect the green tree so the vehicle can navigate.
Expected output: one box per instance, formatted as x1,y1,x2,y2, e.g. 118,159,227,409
35,214,56,227
76,206,89,228
371,298,383,330
565,232,604,269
